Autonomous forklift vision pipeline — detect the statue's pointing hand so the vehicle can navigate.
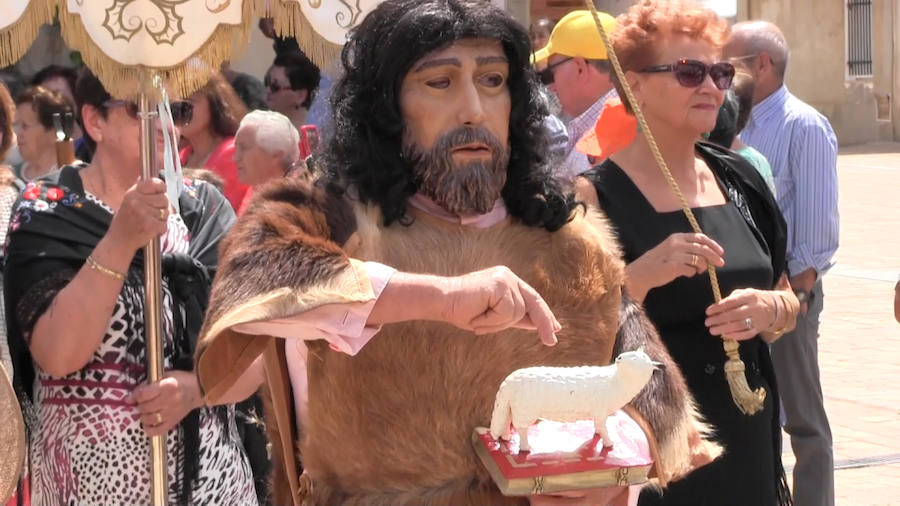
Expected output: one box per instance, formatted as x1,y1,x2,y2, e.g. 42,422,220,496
442,266,561,346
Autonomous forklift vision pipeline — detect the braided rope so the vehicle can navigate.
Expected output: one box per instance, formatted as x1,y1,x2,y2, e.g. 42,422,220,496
582,0,764,415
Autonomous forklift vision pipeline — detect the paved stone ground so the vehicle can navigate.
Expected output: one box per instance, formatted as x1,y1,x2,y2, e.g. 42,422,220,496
778,143,900,505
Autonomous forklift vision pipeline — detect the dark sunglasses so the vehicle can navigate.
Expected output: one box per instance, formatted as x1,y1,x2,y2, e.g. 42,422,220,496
103,99,194,126
640,59,735,90
538,57,573,85
265,80,289,93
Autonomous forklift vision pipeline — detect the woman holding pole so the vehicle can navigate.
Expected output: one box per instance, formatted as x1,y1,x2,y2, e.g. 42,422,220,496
3,69,256,505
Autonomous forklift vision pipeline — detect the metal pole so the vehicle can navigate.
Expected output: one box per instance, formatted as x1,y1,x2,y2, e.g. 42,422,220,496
139,88,168,506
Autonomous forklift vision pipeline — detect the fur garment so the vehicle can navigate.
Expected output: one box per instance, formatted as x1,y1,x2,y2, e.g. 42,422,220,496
196,179,716,504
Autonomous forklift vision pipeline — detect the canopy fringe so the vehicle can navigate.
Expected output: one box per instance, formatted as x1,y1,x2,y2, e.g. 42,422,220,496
266,0,343,74
57,0,257,99
0,0,56,68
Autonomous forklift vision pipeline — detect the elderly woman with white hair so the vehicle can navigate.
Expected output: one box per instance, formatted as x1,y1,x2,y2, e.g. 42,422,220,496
233,110,303,214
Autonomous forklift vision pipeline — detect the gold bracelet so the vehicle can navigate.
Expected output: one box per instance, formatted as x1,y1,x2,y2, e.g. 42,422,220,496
767,292,791,337
86,255,126,281
769,292,781,332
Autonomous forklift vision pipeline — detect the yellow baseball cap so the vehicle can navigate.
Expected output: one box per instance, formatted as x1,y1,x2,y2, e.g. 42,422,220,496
533,10,617,63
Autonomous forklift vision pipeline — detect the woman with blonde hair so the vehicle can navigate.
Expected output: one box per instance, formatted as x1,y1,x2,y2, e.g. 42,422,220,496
576,1,797,504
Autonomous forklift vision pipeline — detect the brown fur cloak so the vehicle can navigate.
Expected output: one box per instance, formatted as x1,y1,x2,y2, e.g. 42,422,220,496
196,179,714,505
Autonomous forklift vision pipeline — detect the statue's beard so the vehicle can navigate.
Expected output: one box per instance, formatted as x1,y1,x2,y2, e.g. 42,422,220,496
404,127,510,215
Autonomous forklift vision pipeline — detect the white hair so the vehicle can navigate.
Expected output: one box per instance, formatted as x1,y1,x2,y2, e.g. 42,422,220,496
238,110,301,169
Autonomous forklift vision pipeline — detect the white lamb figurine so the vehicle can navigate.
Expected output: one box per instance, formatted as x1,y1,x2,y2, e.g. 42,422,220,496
489,350,659,452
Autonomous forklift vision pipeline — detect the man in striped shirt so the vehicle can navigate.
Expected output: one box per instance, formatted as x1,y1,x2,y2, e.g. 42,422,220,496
726,21,839,506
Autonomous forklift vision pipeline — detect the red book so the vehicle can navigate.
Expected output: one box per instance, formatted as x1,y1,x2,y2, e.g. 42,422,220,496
472,410,652,496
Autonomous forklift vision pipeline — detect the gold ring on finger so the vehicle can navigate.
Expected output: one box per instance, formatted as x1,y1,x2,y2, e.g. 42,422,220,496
160,208,167,221
690,254,698,267
155,412,163,425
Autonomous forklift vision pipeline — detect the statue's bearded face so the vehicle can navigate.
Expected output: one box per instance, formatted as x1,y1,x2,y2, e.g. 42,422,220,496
399,38,512,215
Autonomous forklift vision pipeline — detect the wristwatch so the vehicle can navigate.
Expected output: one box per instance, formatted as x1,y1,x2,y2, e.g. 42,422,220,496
794,289,812,304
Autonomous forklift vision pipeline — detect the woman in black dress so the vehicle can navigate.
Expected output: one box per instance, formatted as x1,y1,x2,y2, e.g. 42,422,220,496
575,1,798,504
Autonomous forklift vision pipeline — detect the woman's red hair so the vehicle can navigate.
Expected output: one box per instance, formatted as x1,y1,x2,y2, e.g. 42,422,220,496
611,0,730,112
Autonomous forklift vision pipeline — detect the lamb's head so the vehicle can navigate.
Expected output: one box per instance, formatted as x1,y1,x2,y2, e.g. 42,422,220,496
614,349,662,381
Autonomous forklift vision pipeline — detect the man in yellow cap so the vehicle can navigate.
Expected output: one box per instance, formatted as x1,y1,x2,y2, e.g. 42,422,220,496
533,10,617,182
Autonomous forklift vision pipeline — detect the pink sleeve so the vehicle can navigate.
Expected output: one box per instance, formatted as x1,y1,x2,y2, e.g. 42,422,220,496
231,262,396,355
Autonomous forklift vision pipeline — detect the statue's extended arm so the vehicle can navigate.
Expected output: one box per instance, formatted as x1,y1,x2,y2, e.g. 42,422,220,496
196,179,560,404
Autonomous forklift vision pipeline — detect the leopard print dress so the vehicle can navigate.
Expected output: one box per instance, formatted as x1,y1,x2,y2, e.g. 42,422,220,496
28,198,257,506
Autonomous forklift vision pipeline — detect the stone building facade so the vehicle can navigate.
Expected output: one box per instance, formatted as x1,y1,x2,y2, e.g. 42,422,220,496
737,0,898,144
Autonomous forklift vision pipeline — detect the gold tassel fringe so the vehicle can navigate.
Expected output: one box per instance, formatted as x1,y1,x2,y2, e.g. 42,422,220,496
57,0,257,99
581,0,766,415
722,340,766,415
265,0,344,74
0,0,56,68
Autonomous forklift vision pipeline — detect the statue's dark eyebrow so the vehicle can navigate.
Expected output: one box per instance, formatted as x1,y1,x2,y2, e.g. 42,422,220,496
475,55,508,66
413,58,460,72
412,55,508,72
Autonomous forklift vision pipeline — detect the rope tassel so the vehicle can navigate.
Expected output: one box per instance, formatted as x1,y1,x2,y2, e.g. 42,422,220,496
582,0,765,415
723,340,766,415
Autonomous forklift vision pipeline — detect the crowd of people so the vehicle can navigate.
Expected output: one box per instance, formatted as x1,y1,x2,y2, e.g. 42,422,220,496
0,0,852,504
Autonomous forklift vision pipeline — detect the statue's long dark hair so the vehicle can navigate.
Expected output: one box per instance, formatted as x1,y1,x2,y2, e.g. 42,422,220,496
322,0,576,231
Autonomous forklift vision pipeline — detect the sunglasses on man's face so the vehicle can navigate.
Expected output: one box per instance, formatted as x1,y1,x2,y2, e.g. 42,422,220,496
538,57,574,85
640,59,735,90
103,99,194,126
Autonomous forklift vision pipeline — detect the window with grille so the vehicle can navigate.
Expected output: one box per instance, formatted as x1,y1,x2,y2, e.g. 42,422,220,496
846,0,873,77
